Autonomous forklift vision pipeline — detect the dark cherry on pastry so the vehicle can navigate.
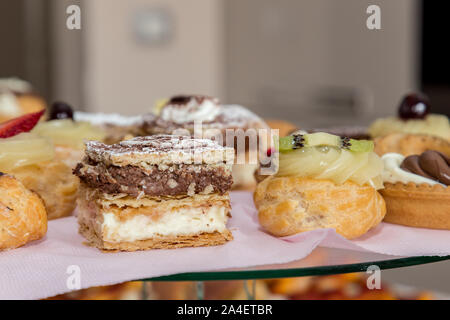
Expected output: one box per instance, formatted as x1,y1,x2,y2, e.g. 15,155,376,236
401,150,450,185
49,101,74,120
398,93,430,120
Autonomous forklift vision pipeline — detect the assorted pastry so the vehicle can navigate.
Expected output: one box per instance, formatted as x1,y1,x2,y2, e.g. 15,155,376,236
0,86,449,254
254,132,386,239
369,93,450,156
0,77,46,123
0,172,47,250
380,151,449,230
74,135,235,251
143,95,271,190
32,102,106,168
0,110,79,220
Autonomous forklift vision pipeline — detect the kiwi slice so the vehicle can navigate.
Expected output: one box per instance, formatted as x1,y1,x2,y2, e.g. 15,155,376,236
279,132,374,153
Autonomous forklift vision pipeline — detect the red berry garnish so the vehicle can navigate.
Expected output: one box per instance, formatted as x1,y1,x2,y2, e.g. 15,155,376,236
0,110,45,138
266,147,274,157
398,93,430,120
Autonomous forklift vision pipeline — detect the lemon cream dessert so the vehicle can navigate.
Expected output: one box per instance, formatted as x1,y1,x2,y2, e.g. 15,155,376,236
254,132,386,239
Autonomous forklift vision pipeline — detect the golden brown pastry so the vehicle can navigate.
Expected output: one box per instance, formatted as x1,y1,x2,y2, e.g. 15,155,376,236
374,133,450,157
381,183,449,230
0,111,80,220
11,161,79,220
380,151,450,229
254,132,386,239
0,173,47,250
255,177,386,239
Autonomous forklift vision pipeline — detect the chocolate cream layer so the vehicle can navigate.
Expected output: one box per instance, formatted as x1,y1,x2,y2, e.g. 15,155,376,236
73,158,233,197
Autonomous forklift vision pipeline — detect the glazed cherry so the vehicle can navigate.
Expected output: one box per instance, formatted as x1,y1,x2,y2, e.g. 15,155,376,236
398,93,430,120
49,101,74,120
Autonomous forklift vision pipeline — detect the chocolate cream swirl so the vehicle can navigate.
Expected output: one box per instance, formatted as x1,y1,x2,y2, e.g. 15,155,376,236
400,150,450,186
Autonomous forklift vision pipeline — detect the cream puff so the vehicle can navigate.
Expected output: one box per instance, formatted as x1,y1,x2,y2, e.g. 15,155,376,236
254,132,386,239
0,172,47,250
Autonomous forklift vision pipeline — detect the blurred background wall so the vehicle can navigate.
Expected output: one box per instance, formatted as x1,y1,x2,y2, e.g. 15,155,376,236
0,0,449,294
1,0,423,126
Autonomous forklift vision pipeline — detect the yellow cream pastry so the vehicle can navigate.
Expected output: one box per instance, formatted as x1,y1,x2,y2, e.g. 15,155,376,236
0,132,79,220
369,114,449,141
368,93,450,140
254,132,386,239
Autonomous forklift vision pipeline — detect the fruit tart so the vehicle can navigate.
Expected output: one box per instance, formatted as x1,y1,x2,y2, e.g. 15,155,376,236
254,132,386,239
380,151,450,230
143,95,271,190
0,111,79,219
32,102,106,168
369,93,450,156
0,77,46,123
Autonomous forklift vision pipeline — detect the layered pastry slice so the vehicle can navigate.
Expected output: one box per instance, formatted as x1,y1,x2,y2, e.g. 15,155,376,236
73,135,235,251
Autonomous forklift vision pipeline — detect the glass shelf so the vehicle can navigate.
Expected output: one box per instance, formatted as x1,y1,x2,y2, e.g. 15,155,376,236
142,247,450,282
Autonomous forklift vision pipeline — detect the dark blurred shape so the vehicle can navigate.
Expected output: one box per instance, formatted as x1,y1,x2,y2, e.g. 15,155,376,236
421,1,450,116
398,92,430,120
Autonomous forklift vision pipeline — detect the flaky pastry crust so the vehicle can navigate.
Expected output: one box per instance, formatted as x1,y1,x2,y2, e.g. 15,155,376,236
380,182,450,230
0,174,47,250
254,176,386,239
11,160,79,220
374,133,450,157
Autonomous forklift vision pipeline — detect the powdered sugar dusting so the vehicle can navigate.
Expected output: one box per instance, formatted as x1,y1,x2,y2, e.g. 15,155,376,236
86,135,233,158
74,111,144,126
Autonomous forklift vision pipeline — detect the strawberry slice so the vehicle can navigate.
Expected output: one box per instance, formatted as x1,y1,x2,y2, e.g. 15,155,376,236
0,110,45,138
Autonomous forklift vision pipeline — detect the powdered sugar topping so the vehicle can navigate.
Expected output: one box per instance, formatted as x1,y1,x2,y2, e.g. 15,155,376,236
74,111,144,126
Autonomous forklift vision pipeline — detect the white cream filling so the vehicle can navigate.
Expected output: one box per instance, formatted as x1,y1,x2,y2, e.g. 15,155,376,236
101,206,228,242
160,99,221,124
381,153,442,185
